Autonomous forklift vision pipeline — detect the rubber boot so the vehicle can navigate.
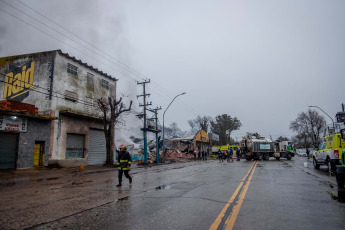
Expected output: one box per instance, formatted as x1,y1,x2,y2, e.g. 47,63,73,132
116,183,122,187
129,177,132,184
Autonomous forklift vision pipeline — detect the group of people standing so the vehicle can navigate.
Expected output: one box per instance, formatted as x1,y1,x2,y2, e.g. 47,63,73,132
193,149,209,161
218,147,241,163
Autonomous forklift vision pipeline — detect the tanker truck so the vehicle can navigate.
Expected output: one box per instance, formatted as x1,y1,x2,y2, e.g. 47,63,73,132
240,132,294,161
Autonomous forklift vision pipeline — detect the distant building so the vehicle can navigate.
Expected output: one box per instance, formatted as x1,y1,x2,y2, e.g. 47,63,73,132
0,50,117,169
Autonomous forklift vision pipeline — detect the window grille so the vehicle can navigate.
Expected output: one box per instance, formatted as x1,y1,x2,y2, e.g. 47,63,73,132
101,79,109,89
87,73,94,91
86,97,94,114
67,63,78,76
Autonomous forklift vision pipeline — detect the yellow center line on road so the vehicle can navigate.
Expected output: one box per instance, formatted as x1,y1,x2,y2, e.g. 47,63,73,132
224,161,258,229
209,161,257,230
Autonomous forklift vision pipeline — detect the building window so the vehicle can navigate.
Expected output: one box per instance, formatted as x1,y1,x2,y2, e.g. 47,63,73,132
87,73,94,91
101,79,109,89
67,63,78,76
66,134,85,159
64,90,78,102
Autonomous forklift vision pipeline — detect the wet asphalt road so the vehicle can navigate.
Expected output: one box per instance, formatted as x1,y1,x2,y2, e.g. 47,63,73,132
1,157,345,230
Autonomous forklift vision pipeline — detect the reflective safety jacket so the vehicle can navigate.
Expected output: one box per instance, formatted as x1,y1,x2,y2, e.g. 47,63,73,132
116,151,132,170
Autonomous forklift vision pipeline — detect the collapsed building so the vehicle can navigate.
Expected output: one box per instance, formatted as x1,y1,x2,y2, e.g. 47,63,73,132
159,129,210,159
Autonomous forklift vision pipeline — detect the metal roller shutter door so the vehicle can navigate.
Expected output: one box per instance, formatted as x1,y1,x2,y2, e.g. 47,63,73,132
0,133,18,170
66,134,85,159
88,129,106,165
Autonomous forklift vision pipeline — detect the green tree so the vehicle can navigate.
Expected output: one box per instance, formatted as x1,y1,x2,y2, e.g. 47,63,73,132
210,114,241,144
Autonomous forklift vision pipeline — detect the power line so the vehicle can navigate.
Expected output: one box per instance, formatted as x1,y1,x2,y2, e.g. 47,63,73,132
1,1,193,109
2,0,138,81
0,1,202,120
0,5,139,83
0,5,188,116
0,72,102,107
15,0,147,81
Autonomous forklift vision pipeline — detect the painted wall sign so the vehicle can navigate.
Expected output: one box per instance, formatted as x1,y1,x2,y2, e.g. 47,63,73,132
259,144,271,150
3,60,37,101
209,133,219,141
0,115,27,132
195,130,210,142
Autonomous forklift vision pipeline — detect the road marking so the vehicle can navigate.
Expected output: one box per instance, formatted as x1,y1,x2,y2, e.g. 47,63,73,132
209,161,258,230
224,161,257,229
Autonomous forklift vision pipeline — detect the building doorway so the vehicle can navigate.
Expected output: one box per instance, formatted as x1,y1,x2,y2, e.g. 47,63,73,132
33,142,45,167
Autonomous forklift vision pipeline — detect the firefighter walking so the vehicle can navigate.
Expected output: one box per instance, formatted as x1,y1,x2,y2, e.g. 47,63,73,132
115,144,132,187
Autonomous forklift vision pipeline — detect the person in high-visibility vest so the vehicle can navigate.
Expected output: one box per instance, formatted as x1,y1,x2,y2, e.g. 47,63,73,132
115,144,132,187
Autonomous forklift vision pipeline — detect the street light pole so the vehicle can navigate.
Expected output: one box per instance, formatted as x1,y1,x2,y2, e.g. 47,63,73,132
162,92,186,162
308,105,335,129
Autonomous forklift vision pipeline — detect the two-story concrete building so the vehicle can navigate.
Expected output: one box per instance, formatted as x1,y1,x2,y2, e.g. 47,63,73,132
0,50,117,169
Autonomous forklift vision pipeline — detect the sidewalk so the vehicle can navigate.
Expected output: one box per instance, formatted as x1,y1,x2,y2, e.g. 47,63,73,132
0,165,115,187
0,157,196,187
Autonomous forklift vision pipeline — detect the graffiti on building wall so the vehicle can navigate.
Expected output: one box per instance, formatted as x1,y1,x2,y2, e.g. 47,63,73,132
2,59,38,102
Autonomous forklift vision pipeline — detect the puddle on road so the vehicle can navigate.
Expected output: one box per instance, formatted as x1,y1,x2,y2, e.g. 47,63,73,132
0,181,29,187
282,162,292,167
155,185,171,190
0,177,59,187
32,177,59,183
116,196,129,202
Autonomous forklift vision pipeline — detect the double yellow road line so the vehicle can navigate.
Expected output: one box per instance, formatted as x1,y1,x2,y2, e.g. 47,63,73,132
210,161,258,230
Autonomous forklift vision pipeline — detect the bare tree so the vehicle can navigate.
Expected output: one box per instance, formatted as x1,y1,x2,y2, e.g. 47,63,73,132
188,115,213,133
290,109,326,149
98,97,132,165
165,122,185,138
187,120,198,134
291,132,312,149
276,136,290,141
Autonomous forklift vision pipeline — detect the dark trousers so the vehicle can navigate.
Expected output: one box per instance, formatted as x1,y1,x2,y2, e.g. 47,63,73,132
118,170,131,183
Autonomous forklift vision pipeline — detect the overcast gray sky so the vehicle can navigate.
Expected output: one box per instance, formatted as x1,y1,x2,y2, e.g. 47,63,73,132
1,0,344,141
